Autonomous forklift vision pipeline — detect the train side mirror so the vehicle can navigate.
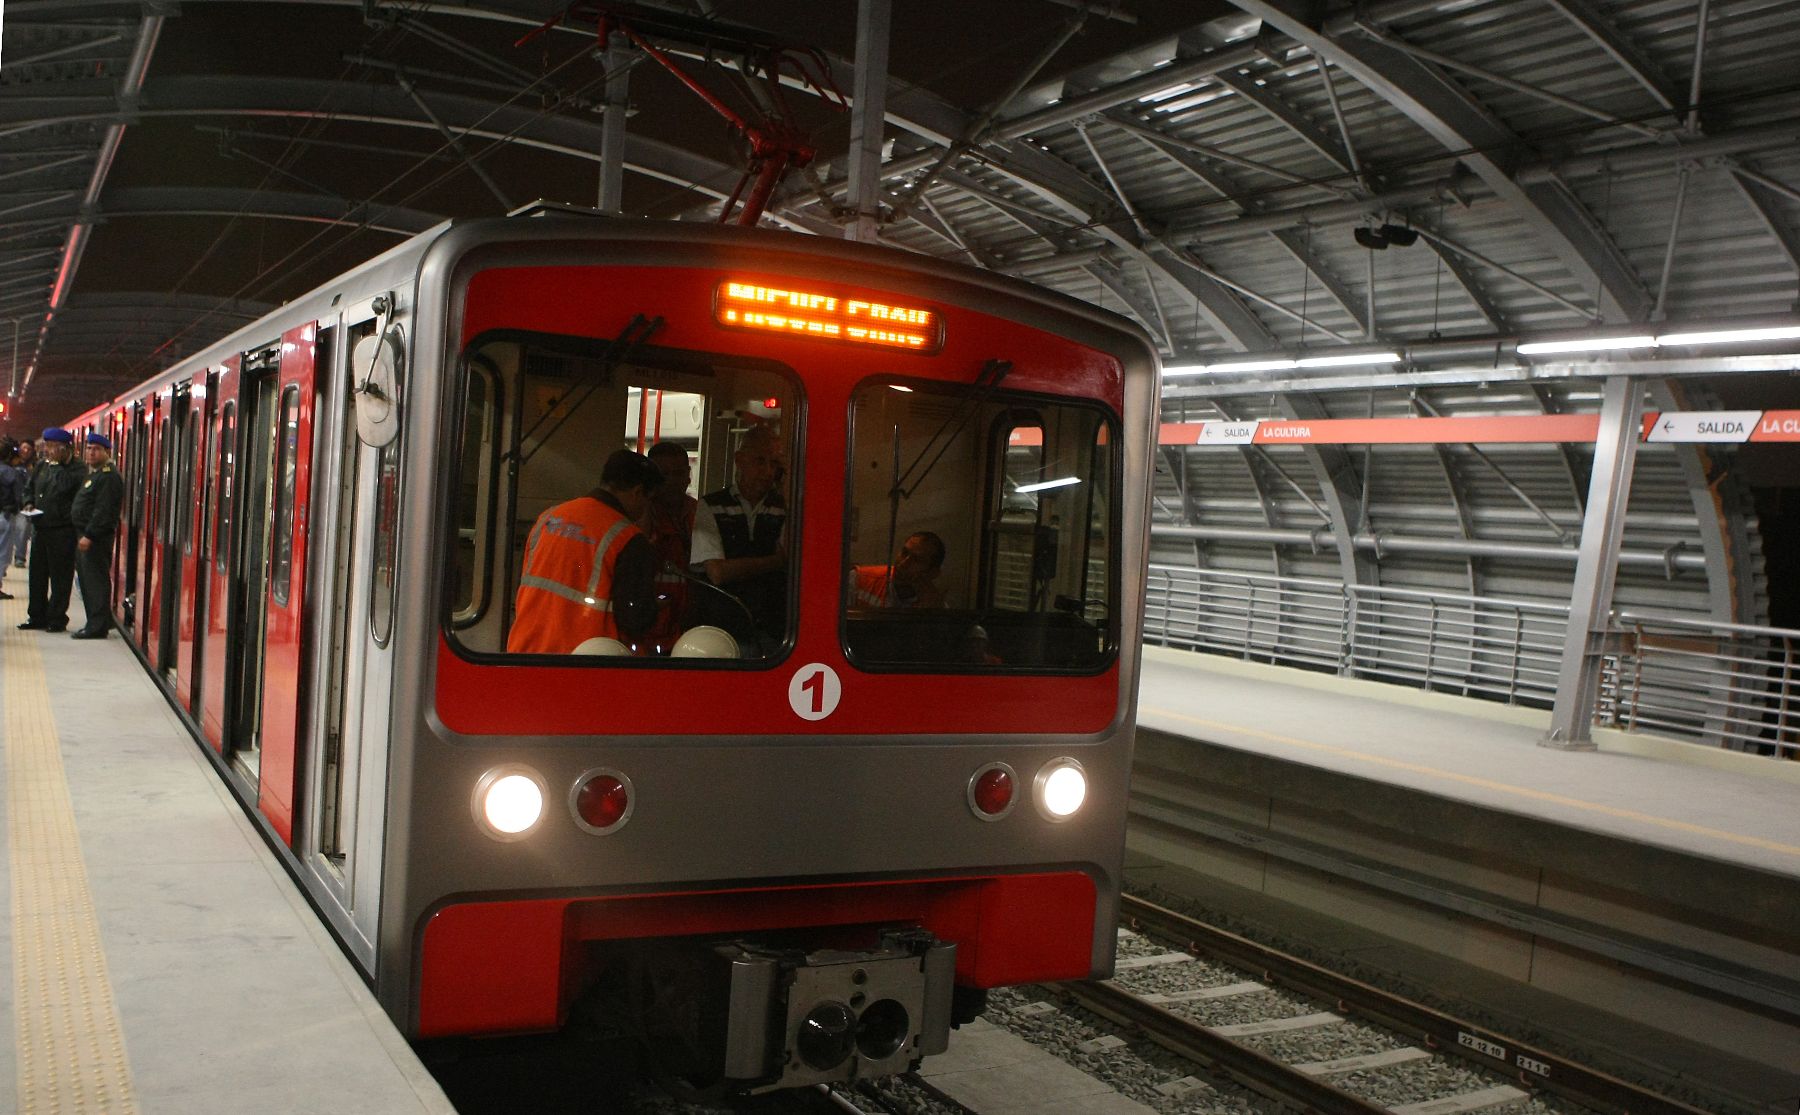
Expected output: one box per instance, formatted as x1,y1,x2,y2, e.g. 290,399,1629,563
353,318,404,448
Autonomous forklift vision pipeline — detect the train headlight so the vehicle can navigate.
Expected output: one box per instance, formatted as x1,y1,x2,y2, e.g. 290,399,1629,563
1033,758,1087,822
474,766,546,840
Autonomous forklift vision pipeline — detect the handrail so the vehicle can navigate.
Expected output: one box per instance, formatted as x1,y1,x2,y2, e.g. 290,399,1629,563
1144,565,1799,757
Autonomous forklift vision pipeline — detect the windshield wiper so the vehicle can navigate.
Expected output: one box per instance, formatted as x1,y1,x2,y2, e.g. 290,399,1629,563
507,313,664,469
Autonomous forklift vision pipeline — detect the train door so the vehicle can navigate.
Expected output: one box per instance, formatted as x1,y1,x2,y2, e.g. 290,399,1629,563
198,357,241,750
226,344,282,784
155,387,191,675
301,307,393,966
142,393,170,657
255,324,319,844
174,368,212,710
129,400,152,648
117,405,141,629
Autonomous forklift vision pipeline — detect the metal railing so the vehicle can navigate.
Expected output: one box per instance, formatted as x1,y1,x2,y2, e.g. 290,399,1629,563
1144,564,1799,757
1599,612,1800,758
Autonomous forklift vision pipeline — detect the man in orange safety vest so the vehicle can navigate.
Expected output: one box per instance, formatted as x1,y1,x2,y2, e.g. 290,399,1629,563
508,449,663,654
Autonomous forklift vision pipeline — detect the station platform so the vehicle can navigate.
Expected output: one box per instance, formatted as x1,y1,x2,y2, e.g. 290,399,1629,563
0,600,454,1115
1128,645,1800,1110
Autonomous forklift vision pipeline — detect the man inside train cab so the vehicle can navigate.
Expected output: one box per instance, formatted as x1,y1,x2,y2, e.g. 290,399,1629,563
507,449,662,656
691,424,788,653
638,440,698,654
851,530,947,609
69,433,124,640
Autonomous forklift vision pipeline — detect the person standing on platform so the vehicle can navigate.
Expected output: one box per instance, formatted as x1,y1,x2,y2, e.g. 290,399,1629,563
0,439,25,599
18,428,84,633
69,433,124,640
13,438,36,568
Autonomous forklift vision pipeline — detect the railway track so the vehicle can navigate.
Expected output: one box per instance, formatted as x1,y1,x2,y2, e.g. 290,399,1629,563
1011,894,1711,1115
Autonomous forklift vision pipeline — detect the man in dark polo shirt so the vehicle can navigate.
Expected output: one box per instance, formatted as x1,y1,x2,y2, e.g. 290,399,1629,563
689,425,788,654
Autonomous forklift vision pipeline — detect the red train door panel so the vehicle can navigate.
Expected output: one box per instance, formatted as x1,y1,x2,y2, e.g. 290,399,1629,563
199,357,241,751
175,368,212,711
258,324,318,843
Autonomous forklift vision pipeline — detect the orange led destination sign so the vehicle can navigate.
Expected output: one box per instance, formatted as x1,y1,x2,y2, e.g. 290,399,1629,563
715,280,942,352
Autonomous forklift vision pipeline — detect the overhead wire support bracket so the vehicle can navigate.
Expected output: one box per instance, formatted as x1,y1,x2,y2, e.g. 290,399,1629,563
520,2,845,227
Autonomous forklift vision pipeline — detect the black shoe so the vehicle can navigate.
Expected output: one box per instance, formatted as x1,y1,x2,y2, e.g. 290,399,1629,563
0,590,13,599
17,621,44,630
70,628,107,640
44,624,67,633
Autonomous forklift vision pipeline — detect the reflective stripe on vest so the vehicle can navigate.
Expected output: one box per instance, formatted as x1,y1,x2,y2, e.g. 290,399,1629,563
508,498,638,653
852,565,890,607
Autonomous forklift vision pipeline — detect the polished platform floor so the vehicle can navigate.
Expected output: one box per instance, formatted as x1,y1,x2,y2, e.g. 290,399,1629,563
0,597,453,1115
1137,645,1800,880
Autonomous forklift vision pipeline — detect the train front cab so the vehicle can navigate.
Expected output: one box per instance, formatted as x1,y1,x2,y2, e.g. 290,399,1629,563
374,222,1157,1094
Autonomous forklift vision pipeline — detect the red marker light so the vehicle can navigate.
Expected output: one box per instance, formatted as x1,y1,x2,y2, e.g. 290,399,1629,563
574,772,632,833
764,397,780,410
969,765,1015,819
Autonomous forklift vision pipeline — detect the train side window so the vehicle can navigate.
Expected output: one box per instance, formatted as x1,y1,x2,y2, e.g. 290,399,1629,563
446,330,797,664
178,412,198,555
214,403,236,575
841,379,1118,673
270,385,301,606
449,357,499,626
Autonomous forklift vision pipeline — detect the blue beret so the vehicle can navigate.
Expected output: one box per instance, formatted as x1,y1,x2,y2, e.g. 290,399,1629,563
85,432,111,450
42,427,72,443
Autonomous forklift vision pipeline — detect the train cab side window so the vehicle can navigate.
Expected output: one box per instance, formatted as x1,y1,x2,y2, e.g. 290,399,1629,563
450,358,499,626
842,380,1118,672
446,331,797,664
270,385,301,606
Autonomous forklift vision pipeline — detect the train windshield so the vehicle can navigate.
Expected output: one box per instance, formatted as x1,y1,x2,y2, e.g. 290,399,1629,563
843,378,1118,672
447,330,798,663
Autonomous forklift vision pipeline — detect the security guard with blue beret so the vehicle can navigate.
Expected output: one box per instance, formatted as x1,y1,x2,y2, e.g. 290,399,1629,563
70,432,124,639
19,428,84,633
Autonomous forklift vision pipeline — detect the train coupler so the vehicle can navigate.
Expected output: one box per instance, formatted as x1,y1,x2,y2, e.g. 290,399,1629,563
719,928,956,1092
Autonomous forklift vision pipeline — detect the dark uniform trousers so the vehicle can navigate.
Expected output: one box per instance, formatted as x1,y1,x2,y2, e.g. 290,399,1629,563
76,531,116,631
27,525,78,630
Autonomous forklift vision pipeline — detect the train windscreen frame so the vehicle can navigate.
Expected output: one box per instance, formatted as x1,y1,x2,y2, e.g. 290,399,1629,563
444,329,802,666
841,376,1120,674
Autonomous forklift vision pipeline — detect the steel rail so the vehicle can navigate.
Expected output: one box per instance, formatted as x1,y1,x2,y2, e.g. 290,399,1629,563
1057,981,1388,1115
1118,894,1715,1115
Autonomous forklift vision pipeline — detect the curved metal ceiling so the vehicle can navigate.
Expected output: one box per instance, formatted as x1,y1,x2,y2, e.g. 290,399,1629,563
0,0,1795,431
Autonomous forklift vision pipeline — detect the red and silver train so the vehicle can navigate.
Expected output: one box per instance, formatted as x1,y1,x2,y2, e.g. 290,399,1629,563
64,208,1158,1092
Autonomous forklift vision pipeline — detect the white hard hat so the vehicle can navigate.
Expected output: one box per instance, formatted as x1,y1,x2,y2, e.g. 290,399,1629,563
671,625,740,659
572,636,632,656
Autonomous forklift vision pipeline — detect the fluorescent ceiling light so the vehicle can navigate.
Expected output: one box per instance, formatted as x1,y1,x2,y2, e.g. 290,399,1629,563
1015,477,1082,494
1516,335,1655,355
1202,358,1299,373
1138,82,1199,104
1160,364,1210,377
1656,326,1800,346
1295,351,1402,368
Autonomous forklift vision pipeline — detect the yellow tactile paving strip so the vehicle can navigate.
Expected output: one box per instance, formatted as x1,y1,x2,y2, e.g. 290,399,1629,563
4,611,140,1114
